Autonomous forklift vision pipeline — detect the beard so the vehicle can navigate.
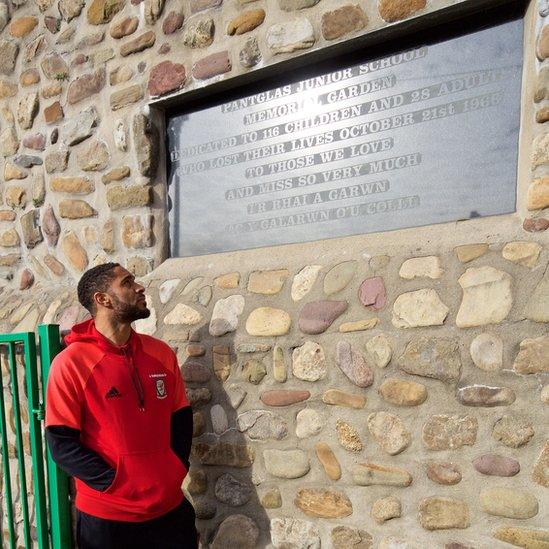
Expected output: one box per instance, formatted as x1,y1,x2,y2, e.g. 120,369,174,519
110,294,151,323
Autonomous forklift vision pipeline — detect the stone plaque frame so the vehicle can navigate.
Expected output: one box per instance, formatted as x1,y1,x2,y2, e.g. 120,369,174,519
154,0,527,258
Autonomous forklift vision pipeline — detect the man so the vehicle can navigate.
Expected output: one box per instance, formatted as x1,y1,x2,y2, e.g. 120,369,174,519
45,263,197,548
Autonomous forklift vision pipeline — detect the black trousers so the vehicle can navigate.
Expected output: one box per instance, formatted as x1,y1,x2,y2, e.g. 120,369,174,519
77,498,198,549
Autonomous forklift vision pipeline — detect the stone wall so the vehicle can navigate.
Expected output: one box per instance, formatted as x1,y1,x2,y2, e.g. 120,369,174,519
0,0,547,546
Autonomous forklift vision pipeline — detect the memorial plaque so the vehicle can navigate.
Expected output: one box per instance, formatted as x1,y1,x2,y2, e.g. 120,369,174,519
167,18,523,257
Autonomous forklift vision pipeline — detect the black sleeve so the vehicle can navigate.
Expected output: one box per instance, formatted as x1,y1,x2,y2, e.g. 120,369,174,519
171,406,193,470
45,426,116,492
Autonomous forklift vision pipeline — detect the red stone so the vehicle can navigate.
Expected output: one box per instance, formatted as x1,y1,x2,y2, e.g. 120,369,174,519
523,217,549,232
192,51,231,80
162,11,184,35
181,361,211,383
44,16,61,34
71,53,88,66
67,68,106,104
358,276,386,310
44,101,64,124
321,5,368,40
22,133,46,150
472,454,520,477
260,390,310,406
19,269,34,290
298,300,348,334
148,60,186,97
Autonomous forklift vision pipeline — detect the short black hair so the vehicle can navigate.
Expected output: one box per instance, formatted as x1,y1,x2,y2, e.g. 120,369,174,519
77,263,120,315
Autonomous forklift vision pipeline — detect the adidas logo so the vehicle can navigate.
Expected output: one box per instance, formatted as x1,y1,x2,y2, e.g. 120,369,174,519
105,386,122,399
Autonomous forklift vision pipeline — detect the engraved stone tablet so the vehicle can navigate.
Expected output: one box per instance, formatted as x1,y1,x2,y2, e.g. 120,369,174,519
167,19,522,257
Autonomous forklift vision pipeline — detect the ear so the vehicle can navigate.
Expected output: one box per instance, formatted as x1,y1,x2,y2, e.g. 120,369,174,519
94,291,113,310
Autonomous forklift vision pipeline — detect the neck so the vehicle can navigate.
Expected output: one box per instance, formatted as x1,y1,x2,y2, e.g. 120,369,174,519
94,315,132,346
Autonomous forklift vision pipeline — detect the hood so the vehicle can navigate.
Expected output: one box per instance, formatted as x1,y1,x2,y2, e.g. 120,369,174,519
64,319,138,355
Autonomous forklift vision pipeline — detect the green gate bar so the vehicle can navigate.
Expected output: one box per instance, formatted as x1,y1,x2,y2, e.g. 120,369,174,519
39,324,71,549
7,340,33,549
0,327,71,549
0,343,16,549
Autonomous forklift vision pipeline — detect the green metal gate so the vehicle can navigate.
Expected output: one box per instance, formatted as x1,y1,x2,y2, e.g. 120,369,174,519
0,324,72,549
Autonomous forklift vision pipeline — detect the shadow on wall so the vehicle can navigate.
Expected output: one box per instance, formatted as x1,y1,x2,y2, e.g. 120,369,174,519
176,323,271,548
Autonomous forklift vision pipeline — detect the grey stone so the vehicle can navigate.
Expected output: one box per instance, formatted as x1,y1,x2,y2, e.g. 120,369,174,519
336,340,374,387
209,295,245,336
398,337,461,383
323,260,357,294
14,155,42,168
0,40,19,75
240,36,261,68
62,106,99,146
40,52,68,80
20,210,43,249
279,0,320,10
59,0,85,21
211,515,259,549
237,410,288,440
214,474,252,506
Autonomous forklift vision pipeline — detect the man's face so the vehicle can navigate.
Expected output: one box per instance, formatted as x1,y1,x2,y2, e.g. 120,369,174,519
100,266,150,323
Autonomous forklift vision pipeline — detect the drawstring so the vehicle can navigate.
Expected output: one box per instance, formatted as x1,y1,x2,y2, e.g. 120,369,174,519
123,348,145,411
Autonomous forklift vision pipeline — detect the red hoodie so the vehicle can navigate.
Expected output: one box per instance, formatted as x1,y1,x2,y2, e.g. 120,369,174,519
46,319,189,522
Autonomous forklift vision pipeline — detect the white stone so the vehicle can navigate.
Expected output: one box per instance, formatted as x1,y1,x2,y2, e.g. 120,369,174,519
114,119,127,151
42,300,62,324
456,267,512,328
133,305,156,335
210,404,228,434
295,408,322,438
392,289,449,328
399,256,443,279
13,308,39,333
365,333,392,367
502,241,542,268
264,449,310,479
159,279,180,304
291,265,322,301
292,341,326,381
541,385,549,404
164,303,202,325
266,18,315,54
270,517,320,549
209,295,245,336
227,384,247,409
469,333,502,371
367,411,411,455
